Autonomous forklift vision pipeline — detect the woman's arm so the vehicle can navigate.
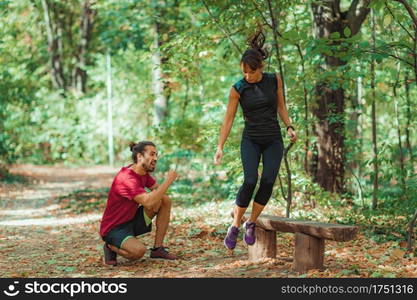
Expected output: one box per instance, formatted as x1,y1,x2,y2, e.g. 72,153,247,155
276,74,297,143
214,87,239,164
276,74,291,127
218,87,239,149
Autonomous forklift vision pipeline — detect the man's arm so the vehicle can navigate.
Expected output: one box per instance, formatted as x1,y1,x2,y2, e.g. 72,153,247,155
149,183,159,191
133,170,177,209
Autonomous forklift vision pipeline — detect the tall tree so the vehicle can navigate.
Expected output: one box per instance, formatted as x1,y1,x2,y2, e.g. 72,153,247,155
73,0,95,92
404,72,413,158
39,0,96,93
151,18,167,126
150,0,182,126
310,0,370,193
392,0,417,163
370,8,378,209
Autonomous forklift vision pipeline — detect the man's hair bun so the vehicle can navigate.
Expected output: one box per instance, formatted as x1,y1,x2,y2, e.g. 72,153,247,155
129,142,137,152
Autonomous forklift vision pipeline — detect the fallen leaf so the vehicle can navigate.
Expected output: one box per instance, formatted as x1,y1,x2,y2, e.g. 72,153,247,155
392,249,405,259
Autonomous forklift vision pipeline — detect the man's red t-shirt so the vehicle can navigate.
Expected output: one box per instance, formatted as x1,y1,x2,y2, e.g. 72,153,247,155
99,165,156,237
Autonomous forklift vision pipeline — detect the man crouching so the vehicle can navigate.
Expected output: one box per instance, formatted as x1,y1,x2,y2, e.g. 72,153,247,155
100,141,178,265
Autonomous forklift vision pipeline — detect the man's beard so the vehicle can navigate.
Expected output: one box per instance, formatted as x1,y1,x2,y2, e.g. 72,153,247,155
142,162,155,172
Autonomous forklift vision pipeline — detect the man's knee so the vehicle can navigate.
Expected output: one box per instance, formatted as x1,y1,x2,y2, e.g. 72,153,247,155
129,246,146,260
162,195,171,208
147,195,171,213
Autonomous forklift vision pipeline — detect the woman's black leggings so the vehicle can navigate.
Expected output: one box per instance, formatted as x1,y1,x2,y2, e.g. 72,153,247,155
235,135,284,208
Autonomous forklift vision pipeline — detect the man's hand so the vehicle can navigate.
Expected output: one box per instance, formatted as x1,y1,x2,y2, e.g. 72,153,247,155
165,170,178,183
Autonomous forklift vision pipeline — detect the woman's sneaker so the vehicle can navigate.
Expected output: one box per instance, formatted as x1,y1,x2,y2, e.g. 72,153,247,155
103,243,117,266
224,226,239,250
243,221,256,245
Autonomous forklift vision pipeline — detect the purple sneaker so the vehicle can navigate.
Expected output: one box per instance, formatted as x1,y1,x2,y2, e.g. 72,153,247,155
244,221,256,245
224,226,239,250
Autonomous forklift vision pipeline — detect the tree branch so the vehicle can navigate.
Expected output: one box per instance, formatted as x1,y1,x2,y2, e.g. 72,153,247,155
41,0,54,47
201,0,242,54
394,0,417,29
333,0,342,16
385,2,415,41
348,0,361,15
347,0,371,35
251,0,272,30
363,49,415,67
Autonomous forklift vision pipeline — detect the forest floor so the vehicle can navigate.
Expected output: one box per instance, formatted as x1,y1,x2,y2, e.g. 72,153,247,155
0,165,416,278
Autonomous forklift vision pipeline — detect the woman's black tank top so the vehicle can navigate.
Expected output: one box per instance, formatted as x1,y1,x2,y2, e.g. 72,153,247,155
233,72,281,138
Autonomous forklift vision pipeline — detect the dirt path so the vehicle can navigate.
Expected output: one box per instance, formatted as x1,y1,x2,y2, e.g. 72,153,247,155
0,165,285,278
0,165,416,278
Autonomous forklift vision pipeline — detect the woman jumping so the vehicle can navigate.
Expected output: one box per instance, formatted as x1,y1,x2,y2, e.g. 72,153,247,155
214,30,297,250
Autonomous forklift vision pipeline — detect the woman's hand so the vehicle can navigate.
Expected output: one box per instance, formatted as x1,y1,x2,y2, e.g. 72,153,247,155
288,127,297,143
213,147,223,165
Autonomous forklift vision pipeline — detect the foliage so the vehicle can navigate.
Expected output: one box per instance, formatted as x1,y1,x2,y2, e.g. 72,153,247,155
0,0,416,248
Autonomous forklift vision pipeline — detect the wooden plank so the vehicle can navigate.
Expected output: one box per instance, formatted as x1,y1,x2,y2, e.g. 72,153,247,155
293,233,325,272
248,227,276,261
240,213,358,242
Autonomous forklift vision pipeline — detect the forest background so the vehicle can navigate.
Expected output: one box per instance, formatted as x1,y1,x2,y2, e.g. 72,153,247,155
0,0,416,278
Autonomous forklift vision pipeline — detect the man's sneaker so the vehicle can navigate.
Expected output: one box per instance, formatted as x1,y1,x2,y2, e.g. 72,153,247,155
243,221,256,245
224,225,239,250
150,247,178,260
103,243,117,266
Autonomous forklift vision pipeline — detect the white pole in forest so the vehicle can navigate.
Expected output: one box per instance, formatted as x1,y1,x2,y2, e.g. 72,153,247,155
106,52,114,166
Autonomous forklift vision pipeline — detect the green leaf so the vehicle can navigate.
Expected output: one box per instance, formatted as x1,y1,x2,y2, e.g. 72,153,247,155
370,271,382,278
383,15,392,27
330,32,340,39
64,267,75,272
343,27,351,37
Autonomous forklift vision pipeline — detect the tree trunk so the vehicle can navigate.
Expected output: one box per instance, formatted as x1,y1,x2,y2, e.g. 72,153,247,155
73,0,95,93
40,0,95,93
393,63,407,197
407,209,417,251
182,77,190,118
151,21,167,126
292,12,310,175
41,0,65,90
371,9,378,210
349,72,363,173
404,72,412,159
310,0,370,193
106,52,114,166
266,0,286,97
393,0,417,85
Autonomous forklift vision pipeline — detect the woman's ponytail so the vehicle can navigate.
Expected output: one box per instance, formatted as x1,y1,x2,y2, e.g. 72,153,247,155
241,27,268,70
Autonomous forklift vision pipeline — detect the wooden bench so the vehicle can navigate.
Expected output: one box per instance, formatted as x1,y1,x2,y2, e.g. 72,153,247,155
238,213,358,272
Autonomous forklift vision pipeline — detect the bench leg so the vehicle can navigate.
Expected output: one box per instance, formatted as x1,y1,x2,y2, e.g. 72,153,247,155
248,227,276,261
293,232,325,272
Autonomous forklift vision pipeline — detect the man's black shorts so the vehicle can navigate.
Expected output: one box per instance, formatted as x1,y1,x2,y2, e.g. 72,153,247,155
102,205,152,248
